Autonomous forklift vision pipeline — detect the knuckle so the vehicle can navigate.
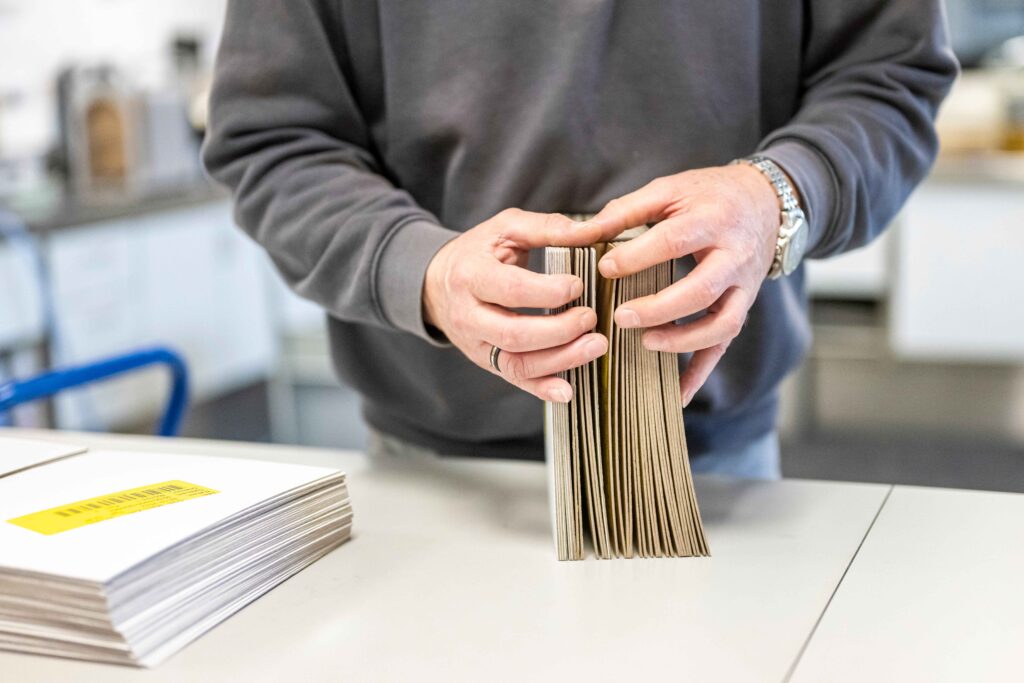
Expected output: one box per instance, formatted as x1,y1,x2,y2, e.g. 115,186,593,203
691,219,714,243
649,177,678,204
719,311,745,339
739,241,758,265
724,234,754,263
497,207,522,222
691,207,724,236
576,307,597,332
501,274,523,302
472,304,492,330
504,354,532,381
602,196,625,214
448,265,470,289
542,212,568,233
449,305,469,330
660,227,689,258
717,200,740,222
498,320,523,350
695,276,723,307
647,176,671,192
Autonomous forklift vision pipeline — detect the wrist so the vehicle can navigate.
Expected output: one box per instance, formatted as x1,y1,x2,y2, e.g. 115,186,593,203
731,162,784,250
732,156,809,279
422,241,452,329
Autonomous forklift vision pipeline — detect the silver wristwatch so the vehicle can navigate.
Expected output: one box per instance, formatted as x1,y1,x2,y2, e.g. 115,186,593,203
732,156,808,279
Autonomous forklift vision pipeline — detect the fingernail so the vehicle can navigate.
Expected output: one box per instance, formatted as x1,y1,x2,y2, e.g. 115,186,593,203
615,308,641,328
584,337,607,357
600,258,619,278
643,332,666,350
552,387,572,403
568,278,583,299
579,308,597,328
682,387,694,407
570,220,594,230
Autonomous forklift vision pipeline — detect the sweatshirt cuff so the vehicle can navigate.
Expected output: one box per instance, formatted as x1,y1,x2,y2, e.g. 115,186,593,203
375,218,460,346
757,138,839,257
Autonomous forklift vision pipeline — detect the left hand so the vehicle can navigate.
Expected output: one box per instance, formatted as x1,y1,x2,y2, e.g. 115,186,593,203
591,164,785,406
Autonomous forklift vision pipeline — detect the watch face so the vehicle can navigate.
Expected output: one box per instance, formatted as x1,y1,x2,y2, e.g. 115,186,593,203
782,216,808,275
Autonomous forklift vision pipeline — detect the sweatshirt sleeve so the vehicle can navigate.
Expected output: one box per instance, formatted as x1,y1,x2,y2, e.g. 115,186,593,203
201,0,459,343
757,0,959,258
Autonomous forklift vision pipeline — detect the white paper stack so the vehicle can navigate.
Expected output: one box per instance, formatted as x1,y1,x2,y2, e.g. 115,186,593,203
0,437,352,667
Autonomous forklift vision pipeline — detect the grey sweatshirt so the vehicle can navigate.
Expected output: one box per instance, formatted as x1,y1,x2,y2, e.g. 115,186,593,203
203,0,957,460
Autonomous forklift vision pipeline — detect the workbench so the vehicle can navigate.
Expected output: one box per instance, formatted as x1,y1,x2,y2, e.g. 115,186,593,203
0,429,1019,682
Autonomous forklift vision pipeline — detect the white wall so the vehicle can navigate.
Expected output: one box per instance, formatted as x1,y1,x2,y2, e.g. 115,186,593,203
0,0,226,157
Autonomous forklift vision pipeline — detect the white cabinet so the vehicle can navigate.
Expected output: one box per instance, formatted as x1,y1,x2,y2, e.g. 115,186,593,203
805,229,893,301
0,239,45,349
892,180,1024,362
46,201,277,431
138,204,278,399
47,218,147,428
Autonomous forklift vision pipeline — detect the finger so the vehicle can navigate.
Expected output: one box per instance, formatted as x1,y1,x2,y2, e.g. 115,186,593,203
589,178,675,240
488,332,607,382
494,209,605,249
641,287,751,353
680,342,730,407
472,262,584,309
614,250,736,328
598,213,714,279
474,305,597,353
515,375,575,403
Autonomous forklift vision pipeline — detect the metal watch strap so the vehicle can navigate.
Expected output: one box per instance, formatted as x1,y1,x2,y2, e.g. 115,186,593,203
742,156,799,213
731,155,802,279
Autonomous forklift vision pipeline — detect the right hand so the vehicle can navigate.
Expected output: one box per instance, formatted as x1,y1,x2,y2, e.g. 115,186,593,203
423,209,610,403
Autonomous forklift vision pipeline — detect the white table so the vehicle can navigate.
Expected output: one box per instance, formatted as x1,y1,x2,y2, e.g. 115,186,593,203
0,429,1017,683
789,485,1024,683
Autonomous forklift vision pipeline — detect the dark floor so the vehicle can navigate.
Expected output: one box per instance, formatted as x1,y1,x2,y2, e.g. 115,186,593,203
782,430,1024,493
179,382,274,444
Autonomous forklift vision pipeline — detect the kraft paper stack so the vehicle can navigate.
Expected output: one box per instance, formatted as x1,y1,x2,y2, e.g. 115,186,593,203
545,242,708,561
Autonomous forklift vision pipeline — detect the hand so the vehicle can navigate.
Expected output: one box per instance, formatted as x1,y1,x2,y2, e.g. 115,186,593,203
423,209,609,403
592,164,785,406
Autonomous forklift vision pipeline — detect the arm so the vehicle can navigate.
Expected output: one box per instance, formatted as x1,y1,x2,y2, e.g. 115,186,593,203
758,0,960,257
203,0,609,401
202,0,457,342
592,0,958,400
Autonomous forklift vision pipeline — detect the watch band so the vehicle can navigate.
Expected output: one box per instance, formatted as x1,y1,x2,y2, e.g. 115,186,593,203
731,156,804,279
742,156,800,213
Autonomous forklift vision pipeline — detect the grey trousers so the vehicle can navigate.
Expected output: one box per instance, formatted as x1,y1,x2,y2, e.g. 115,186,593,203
689,431,781,480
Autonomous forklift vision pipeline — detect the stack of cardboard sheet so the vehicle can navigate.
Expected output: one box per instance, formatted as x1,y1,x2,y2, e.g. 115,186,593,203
0,436,351,666
545,243,708,561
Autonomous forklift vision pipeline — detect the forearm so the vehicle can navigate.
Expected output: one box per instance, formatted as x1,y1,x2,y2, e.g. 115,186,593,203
202,0,458,342
757,0,959,258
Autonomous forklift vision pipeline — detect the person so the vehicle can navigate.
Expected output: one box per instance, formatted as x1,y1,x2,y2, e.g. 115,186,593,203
203,0,958,479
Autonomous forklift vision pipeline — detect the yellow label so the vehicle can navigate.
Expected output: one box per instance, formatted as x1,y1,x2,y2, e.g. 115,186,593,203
7,480,219,536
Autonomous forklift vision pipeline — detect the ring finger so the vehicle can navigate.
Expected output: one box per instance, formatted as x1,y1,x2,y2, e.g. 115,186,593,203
485,332,608,383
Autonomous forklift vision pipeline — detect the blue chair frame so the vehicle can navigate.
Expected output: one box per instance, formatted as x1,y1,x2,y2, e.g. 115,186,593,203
0,347,189,437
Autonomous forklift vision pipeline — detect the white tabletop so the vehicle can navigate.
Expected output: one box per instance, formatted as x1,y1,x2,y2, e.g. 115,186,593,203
0,429,890,682
789,485,1024,683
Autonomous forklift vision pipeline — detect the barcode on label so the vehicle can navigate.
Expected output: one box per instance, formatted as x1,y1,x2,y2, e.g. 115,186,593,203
52,484,186,517
7,480,219,535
